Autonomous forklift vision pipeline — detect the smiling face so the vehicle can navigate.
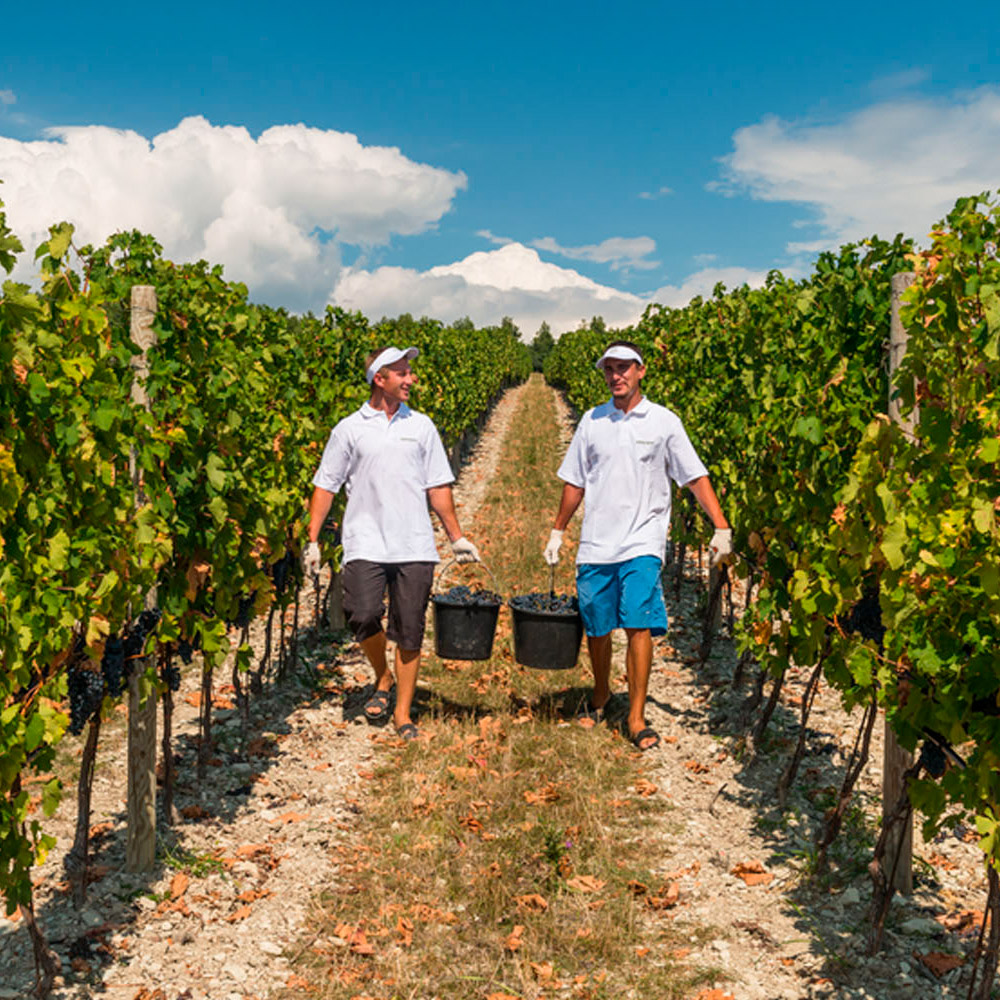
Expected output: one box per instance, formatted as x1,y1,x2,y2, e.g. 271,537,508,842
374,358,416,406
601,357,645,409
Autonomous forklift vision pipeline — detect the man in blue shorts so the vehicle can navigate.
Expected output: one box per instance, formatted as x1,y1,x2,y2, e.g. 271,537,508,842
543,340,731,751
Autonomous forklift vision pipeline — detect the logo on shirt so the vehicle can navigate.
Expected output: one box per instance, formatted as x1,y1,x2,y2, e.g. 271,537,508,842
635,439,655,445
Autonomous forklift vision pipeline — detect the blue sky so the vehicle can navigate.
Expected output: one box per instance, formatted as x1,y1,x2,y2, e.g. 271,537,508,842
1,1,998,334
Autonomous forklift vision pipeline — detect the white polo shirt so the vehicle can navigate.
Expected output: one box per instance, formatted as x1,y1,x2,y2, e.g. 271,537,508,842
312,402,455,563
557,397,708,564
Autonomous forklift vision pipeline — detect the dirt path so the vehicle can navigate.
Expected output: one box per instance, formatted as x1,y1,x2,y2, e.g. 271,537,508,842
1,378,990,1000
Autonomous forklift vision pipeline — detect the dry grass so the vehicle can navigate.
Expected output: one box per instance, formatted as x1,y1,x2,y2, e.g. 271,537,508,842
280,376,715,999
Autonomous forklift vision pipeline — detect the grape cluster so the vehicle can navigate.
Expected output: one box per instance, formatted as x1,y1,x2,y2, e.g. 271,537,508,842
272,551,296,596
231,591,256,629
124,608,162,659
435,585,501,607
843,590,884,645
160,654,182,692
67,665,105,735
100,638,127,698
509,592,579,615
177,632,199,665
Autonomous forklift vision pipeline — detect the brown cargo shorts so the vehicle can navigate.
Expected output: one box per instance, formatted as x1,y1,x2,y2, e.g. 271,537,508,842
341,560,436,651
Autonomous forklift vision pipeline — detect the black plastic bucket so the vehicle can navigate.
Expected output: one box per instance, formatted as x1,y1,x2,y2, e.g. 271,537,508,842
432,598,500,660
509,602,584,670
431,560,502,661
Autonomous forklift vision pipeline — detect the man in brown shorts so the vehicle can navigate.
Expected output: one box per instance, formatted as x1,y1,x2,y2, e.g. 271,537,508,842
303,346,480,739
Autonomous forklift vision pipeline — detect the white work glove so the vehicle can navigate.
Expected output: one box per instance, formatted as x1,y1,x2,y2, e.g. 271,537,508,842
451,536,481,564
543,529,564,566
709,528,733,569
301,541,321,576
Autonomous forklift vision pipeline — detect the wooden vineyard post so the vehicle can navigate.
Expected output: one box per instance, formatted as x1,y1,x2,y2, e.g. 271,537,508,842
883,270,916,895
127,285,158,872
327,568,346,631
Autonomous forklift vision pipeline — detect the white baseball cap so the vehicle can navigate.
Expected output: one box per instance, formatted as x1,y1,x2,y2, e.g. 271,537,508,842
595,345,643,371
366,345,419,384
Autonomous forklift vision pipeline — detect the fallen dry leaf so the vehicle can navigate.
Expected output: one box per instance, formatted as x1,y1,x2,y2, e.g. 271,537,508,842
235,843,271,859
566,875,606,893
915,950,964,977
731,860,774,886
270,811,309,824
925,852,958,871
646,882,680,909
504,924,525,952
530,960,555,980
634,779,658,797
515,893,549,912
225,904,253,923
936,908,983,933
683,759,711,774
180,804,212,820
236,888,271,903
169,872,189,899
524,783,560,805
396,916,414,947
692,990,736,1000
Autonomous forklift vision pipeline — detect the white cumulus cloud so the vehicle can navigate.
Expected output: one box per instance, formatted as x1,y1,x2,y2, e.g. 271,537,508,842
531,234,659,271
333,242,648,334
716,86,1000,255
0,116,467,310
0,90,15,106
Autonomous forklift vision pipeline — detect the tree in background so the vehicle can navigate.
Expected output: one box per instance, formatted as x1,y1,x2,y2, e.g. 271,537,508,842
530,321,554,371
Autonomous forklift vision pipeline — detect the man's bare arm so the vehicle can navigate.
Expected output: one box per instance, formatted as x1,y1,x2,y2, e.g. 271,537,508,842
427,485,463,542
307,486,335,543
685,476,729,530
553,483,585,531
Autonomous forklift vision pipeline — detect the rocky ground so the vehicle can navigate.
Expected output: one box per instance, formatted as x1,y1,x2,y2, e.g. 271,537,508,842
1,381,992,1000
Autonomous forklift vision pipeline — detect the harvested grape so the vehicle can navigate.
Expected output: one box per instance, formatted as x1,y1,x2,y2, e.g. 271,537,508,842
434,584,501,607
509,592,579,615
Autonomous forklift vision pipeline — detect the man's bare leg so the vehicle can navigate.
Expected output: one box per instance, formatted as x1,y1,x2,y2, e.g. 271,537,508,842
359,631,393,691
624,627,656,747
393,646,421,729
586,633,613,712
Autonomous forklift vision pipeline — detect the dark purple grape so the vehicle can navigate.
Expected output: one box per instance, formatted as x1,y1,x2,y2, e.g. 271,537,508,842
436,585,501,607
100,638,127,698
160,652,182,692
68,666,105,734
510,592,579,614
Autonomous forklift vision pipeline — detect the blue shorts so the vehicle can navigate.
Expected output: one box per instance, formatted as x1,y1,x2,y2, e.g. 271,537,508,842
576,556,667,638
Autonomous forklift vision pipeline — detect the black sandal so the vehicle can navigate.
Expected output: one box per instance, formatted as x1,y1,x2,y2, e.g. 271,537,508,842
394,722,418,741
574,698,606,724
627,726,660,752
363,687,394,724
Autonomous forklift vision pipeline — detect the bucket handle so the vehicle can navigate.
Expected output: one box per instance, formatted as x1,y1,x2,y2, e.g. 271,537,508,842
434,558,502,597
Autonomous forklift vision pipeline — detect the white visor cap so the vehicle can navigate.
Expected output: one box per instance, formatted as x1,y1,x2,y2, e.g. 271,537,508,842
366,346,419,384
595,345,643,371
